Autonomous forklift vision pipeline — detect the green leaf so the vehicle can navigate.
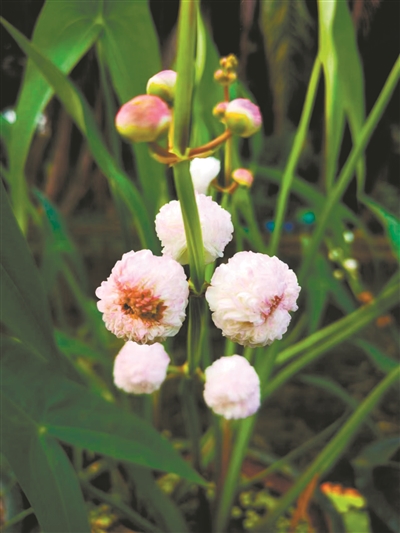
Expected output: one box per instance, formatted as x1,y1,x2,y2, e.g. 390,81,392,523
129,466,189,533
192,14,224,145
352,438,400,533
0,181,59,364
299,374,379,436
2,389,89,533
0,112,13,152
256,164,360,225
54,329,111,365
318,0,365,191
1,17,158,251
353,338,398,374
34,189,88,294
232,188,268,253
361,195,400,260
2,336,206,487
98,1,168,217
7,0,103,232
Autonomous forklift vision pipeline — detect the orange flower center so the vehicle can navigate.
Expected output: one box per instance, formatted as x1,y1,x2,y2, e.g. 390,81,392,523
120,286,166,323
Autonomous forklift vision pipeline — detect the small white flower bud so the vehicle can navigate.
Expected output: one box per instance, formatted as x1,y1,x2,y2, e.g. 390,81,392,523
204,355,260,419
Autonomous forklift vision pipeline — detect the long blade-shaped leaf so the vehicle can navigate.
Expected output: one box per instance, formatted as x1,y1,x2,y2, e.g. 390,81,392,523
318,0,365,191
0,181,59,363
1,17,158,251
8,0,103,231
99,1,168,217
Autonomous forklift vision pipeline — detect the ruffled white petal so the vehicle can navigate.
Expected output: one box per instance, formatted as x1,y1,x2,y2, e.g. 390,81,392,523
205,251,300,347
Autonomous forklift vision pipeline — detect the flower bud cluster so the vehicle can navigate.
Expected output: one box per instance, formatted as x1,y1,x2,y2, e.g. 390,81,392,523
214,54,238,86
114,54,262,152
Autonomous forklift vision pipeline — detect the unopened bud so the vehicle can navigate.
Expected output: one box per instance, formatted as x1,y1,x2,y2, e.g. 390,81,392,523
213,101,228,121
225,98,262,138
232,168,254,187
146,70,177,105
220,54,238,73
115,95,172,143
214,69,237,86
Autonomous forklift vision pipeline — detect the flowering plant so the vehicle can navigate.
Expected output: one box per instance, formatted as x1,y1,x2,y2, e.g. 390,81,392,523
1,1,399,533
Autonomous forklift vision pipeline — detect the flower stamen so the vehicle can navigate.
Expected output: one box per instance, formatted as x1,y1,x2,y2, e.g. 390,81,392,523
120,286,166,323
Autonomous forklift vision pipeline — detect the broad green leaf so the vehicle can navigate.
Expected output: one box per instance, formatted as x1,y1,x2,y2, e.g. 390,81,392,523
361,195,400,260
7,0,103,232
55,329,112,365
318,0,365,191
0,181,59,364
2,393,89,533
2,336,206,486
353,338,398,374
1,17,158,251
99,1,167,216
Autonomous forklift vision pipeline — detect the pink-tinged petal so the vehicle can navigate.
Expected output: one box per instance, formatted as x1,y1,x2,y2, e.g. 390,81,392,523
114,341,170,394
155,193,233,265
205,251,300,347
96,250,189,344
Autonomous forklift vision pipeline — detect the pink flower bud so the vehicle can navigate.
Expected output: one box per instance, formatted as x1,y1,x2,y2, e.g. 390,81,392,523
213,102,228,121
115,95,172,143
146,70,177,105
206,251,301,347
225,98,262,138
113,341,170,394
232,168,254,187
204,355,260,419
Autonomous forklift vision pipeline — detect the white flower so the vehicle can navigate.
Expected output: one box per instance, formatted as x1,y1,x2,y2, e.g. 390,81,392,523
189,157,221,194
113,341,170,394
155,193,233,265
205,251,301,347
204,355,260,419
95,250,189,344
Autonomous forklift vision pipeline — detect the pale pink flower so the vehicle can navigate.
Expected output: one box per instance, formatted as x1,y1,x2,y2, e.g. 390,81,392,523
113,341,170,394
96,250,189,344
204,355,260,419
190,157,221,194
205,251,301,347
155,193,233,265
